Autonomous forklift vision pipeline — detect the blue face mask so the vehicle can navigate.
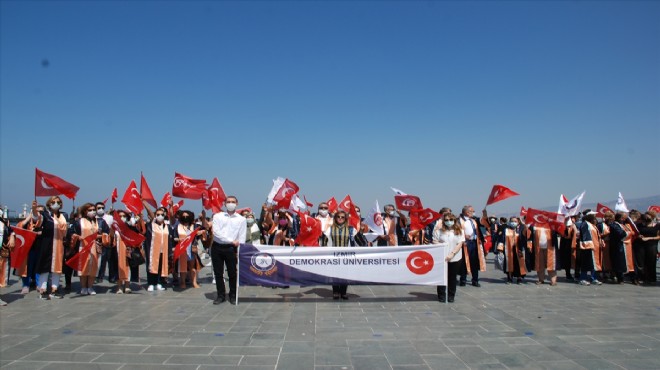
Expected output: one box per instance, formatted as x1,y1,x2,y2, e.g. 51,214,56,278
509,222,518,228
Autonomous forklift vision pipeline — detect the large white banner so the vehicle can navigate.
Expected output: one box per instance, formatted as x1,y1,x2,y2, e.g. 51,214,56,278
239,244,449,287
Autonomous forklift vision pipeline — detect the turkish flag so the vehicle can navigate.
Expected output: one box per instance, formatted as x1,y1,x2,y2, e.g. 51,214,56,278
526,208,566,234
338,195,360,229
65,233,97,271
111,188,118,203
326,197,338,214
520,206,527,217
596,203,614,217
121,180,144,215
273,178,299,209
235,207,252,215
205,177,226,214
394,194,423,211
172,172,207,200
304,196,313,208
35,168,80,199
172,199,184,214
140,173,157,208
409,208,441,230
648,205,660,213
173,227,200,262
486,184,519,206
111,211,146,247
160,192,172,208
295,212,322,246
9,227,38,269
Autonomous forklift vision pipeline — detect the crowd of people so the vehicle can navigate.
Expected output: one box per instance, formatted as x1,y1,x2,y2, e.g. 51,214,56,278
0,195,658,307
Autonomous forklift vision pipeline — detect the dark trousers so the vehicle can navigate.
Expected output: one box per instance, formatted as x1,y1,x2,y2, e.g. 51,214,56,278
97,247,118,281
438,261,459,299
332,285,348,296
211,242,237,298
641,245,657,283
146,256,163,286
459,240,479,283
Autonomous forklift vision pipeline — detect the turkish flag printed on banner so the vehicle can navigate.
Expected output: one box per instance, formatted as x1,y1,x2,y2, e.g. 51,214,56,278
326,197,338,214
121,180,144,215
526,208,566,234
173,228,200,262
172,172,207,200
647,205,660,214
35,168,80,199
520,207,527,217
172,200,184,214
111,188,118,203
65,233,97,271
205,177,226,214
160,192,172,208
338,195,360,229
596,203,614,217
111,211,146,247
394,194,423,211
486,184,519,206
140,173,157,208
9,227,38,269
295,212,322,246
409,208,441,230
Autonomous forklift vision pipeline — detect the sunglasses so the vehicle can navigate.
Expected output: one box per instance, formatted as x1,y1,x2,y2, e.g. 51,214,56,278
335,215,346,219
96,207,105,210
155,213,165,217
51,201,61,205
319,207,328,210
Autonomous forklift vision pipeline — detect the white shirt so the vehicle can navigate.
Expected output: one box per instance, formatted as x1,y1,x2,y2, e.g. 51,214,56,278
433,227,465,263
461,215,476,240
212,212,247,244
537,226,549,249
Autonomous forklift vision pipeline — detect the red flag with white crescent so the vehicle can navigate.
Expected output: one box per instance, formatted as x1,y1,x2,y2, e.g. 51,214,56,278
111,211,146,247
65,233,97,271
526,208,566,234
648,205,660,214
35,168,80,199
596,203,613,217
160,192,172,208
121,180,144,215
338,195,360,229
172,199,184,214
111,188,118,203
394,194,423,211
172,172,207,200
409,208,441,230
273,178,299,209
295,212,322,246
326,197,338,214
9,227,38,269
173,227,200,262
486,184,519,206
205,177,226,214
520,206,527,217
140,173,157,208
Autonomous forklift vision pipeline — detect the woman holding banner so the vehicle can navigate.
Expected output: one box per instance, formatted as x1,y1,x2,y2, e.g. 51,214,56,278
323,210,354,300
433,213,464,303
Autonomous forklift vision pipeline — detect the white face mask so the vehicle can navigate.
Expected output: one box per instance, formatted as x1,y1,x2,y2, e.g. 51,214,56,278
96,208,105,216
155,215,165,223
87,211,96,218
319,210,328,217
509,222,518,228
49,203,61,211
128,217,136,226
388,211,396,217
225,203,237,212
444,220,455,227
247,218,255,225
120,217,127,223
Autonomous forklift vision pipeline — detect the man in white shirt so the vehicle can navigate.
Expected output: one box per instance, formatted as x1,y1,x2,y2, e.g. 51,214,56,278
209,196,246,305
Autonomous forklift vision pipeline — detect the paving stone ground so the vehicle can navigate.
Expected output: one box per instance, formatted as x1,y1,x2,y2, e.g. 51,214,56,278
1,255,659,370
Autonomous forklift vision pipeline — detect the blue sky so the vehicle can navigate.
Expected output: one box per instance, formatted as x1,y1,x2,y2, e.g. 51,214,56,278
1,0,659,218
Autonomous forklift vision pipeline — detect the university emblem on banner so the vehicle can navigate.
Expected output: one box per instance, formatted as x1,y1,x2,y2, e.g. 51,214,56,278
250,253,278,276
406,251,434,275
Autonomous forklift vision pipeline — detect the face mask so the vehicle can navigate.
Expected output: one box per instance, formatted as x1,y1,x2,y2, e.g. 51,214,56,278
489,218,496,224
120,217,127,223
279,219,288,226
319,210,328,217
388,211,396,217
225,203,237,212
96,208,105,216
444,220,455,227
87,211,96,218
509,222,518,228
247,218,255,225
50,203,61,211
181,216,192,224
155,215,165,223
128,217,136,226
566,219,573,226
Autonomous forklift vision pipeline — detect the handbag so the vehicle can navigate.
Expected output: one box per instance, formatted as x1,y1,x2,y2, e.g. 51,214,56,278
128,248,145,267
494,252,504,271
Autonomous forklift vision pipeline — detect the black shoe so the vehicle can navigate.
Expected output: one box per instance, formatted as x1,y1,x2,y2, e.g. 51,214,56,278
95,278,103,284
448,297,455,303
438,296,446,303
228,296,236,305
50,291,64,299
108,279,117,284
213,296,226,305
341,295,348,300
472,282,481,287
333,293,340,300
40,292,50,300
459,281,466,287
282,286,290,289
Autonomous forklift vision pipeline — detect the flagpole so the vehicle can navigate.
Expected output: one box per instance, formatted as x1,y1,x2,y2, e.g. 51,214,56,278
235,244,240,305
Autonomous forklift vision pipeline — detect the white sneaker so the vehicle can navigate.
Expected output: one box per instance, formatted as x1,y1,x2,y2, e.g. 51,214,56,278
156,284,165,291
80,288,88,295
116,289,123,294
147,285,155,292
88,288,97,295
579,280,591,286
212,278,216,284
124,287,132,294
